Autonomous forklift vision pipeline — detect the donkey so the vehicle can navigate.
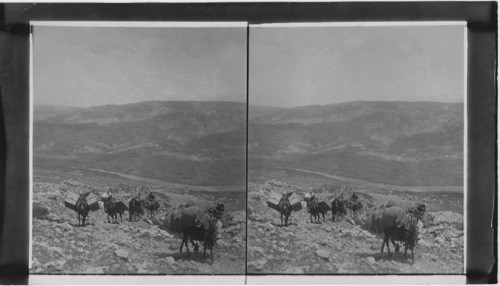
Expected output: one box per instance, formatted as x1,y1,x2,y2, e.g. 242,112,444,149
75,193,90,227
278,194,292,226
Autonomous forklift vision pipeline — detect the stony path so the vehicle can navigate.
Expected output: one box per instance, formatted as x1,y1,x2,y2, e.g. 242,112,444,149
31,180,246,275
247,181,464,274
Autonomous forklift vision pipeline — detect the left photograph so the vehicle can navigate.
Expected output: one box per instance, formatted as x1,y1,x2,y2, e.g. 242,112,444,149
30,22,247,275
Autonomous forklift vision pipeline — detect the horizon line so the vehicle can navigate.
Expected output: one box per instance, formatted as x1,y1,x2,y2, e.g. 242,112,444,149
35,99,465,110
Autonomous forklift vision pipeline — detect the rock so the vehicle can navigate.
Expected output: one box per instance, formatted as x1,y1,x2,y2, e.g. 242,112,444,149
165,257,176,264
85,267,105,274
366,257,376,264
342,231,353,239
47,213,60,222
249,213,263,222
248,259,267,271
51,246,64,255
276,247,285,253
315,249,330,260
33,203,50,219
44,259,66,271
353,217,364,226
32,258,41,268
115,249,129,259
284,266,304,274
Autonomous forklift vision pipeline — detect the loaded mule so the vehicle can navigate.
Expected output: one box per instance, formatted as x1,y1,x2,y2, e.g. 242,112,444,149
179,203,225,262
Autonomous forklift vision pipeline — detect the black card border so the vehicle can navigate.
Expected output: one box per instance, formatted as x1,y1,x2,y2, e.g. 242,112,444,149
0,2,496,284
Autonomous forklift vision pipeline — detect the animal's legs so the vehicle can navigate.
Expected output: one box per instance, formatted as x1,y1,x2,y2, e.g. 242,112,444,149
180,233,190,255
386,237,391,256
190,238,199,252
391,238,400,252
381,234,392,256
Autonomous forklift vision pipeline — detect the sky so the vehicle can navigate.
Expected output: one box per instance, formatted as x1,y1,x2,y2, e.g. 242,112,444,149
250,24,465,108
33,25,246,107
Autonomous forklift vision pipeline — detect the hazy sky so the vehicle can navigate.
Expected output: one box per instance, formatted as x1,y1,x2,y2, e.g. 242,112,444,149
34,25,246,107
250,25,465,107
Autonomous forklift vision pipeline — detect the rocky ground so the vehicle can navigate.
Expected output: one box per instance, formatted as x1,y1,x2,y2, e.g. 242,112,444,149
247,179,464,274
31,168,246,275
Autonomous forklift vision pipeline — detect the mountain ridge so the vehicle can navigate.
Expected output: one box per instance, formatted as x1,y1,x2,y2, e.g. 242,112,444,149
249,101,464,186
34,100,246,186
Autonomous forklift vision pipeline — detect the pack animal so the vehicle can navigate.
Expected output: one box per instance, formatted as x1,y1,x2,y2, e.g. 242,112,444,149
380,206,420,263
128,197,144,222
75,193,90,227
179,204,224,262
278,194,292,226
331,197,347,221
180,214,219,263
306,196,322,223
104,196,119,223
143,200,160,218
348,200,363,217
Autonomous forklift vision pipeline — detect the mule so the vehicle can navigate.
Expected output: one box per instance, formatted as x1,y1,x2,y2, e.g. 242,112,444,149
278,195,292,226
380,206,420,263
104,196,118,223
75,193,90,227
307,197,321,223
128,197,144,222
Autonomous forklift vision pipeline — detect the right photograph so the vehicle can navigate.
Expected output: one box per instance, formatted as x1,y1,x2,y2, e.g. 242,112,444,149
247,23,466,274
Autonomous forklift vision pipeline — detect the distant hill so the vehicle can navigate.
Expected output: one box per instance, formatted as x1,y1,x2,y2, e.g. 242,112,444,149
249,105,286,120
33,105,82,121
33,101,246,186
249,101,464,186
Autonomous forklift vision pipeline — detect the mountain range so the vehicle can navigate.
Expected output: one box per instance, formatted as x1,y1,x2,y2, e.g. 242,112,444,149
33,101,246,186
249,101,464,186
34,100,464,187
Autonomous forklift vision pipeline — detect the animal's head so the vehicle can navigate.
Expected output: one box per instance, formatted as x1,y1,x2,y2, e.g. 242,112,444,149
205,215,221,247
406,215,422,247
304,193,311,202
210,203,225,220
278,196,290,209
417,204,426,213
76,195,88,211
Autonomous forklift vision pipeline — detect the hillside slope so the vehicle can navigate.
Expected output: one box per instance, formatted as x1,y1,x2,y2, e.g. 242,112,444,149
249,101,464,186
34,101,246,186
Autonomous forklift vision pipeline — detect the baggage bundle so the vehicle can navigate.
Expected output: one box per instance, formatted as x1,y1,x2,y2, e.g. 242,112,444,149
289,193,302,212
115,201,129,213
267,191,302,212
318,201,331,213
87,193,100,212
64,191,100,212
267,191,282,211
64,192,80,211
